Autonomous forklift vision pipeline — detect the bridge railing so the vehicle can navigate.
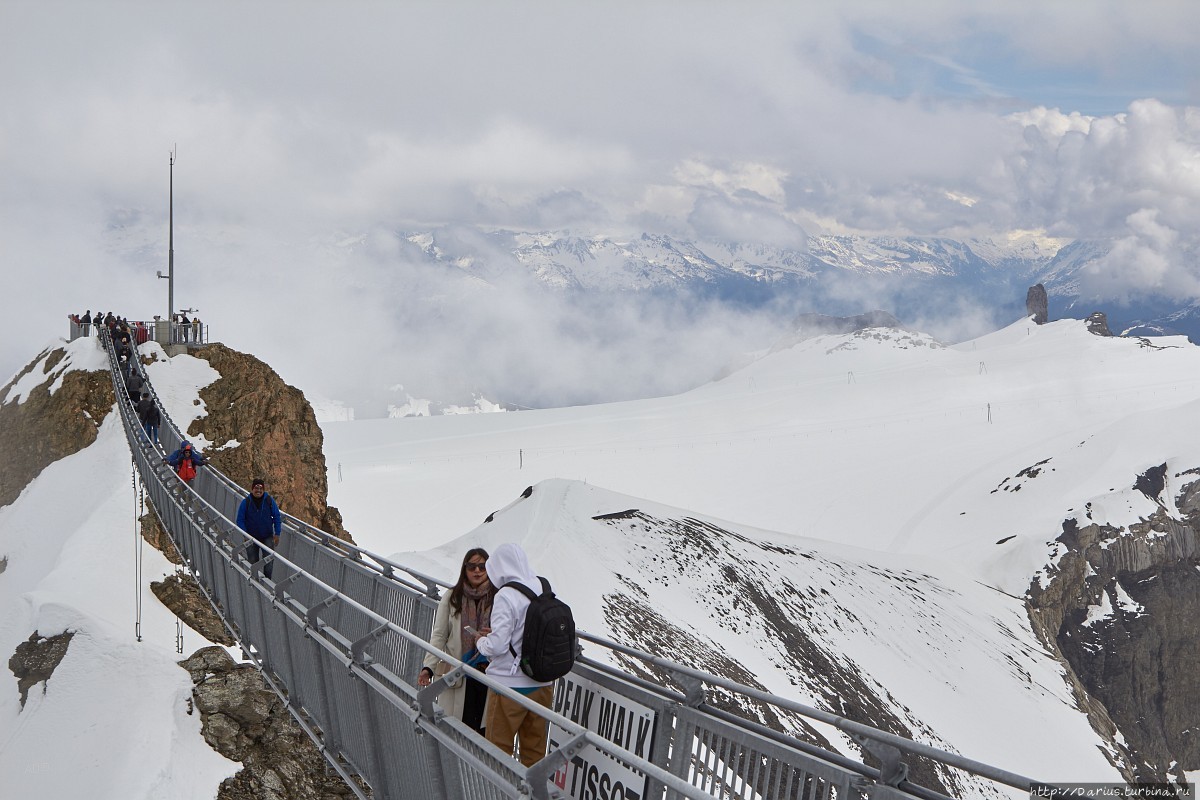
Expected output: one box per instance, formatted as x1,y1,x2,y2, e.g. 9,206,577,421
105,331,1053,800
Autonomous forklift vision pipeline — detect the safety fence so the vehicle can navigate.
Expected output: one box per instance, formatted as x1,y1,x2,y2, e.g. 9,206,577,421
102,331,1055,800
71,317,208,345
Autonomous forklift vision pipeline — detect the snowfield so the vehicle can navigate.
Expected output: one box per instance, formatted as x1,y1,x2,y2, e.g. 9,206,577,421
6,318,1197,796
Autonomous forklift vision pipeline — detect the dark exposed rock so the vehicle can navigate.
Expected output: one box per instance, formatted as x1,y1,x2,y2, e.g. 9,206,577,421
185,344,351,543
151,574,235,645
1135,464,1168,502
141,509,183,565
0,346,114,508
1027,477,1200,784
1086,312,1114,336
179,647,367,800
1026,284,1048,324
8,630,75,709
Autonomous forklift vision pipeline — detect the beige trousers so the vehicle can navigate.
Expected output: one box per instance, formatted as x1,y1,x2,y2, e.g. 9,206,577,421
484,686,554,767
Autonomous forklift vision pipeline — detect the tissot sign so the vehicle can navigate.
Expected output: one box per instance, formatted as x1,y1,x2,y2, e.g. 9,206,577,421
547,673,658,800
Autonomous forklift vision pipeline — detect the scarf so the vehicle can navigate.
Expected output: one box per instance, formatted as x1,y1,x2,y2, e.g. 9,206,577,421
460,583,492,661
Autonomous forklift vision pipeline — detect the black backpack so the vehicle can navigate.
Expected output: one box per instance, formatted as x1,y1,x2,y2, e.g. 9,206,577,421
504,577,576,682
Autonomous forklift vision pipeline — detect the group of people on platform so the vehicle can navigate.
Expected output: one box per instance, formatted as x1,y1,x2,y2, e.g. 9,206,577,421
71,310,151,345
172,312,203,343
70,309,201,345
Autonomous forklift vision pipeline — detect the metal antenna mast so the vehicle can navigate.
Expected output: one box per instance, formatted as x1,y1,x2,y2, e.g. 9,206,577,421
157,148,177,326
168,147,175,322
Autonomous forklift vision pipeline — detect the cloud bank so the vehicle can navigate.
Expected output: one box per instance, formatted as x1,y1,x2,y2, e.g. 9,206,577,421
3,2,1200,408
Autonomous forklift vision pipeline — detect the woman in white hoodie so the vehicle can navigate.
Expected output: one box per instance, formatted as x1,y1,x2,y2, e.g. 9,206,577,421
418,548,495,732
474,542,555,766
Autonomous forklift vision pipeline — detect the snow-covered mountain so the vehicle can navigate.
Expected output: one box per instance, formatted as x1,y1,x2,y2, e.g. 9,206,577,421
326,318,1200,789
402,227,1054,297
5,318,1200,797
394,226,1200,352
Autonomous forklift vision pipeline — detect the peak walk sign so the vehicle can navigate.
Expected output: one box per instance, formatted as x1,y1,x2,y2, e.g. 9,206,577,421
547,672,659,800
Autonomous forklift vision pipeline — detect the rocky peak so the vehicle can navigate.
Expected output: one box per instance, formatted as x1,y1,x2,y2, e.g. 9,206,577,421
1026,284,1048,324
1087,312,1114,336
184,344,350,542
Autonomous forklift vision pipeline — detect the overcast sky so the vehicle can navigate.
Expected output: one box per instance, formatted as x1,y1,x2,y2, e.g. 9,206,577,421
3,1,1200,412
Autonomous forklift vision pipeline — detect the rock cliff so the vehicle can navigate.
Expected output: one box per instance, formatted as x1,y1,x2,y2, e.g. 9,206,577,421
183,344,350,542
0,346,113,508
1027,468,1200,786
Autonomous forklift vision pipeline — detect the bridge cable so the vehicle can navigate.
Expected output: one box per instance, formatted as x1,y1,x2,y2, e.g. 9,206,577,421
133,456,143,643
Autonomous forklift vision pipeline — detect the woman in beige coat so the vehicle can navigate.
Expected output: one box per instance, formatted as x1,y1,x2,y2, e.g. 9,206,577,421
418,548,495,732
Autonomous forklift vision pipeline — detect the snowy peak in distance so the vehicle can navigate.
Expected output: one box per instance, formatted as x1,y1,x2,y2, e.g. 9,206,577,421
398,227,1067,290
768,310,912,352
710,311,936,381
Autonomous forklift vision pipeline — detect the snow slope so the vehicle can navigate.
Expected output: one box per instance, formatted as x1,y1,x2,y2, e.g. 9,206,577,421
0,337,237,799
322,317,1200,786
396,479,1119,788
326,319,1200,592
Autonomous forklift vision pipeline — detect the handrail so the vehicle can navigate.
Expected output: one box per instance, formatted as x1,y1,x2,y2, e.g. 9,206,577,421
577,631,1043,793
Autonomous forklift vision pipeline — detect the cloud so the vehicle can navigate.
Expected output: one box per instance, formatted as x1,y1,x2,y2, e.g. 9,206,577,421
4,2,1200,398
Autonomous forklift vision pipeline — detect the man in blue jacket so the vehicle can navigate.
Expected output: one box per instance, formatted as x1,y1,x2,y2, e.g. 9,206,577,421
236,478,282,579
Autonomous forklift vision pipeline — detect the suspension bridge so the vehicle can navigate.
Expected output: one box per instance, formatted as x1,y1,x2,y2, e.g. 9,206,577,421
100,330,1057,800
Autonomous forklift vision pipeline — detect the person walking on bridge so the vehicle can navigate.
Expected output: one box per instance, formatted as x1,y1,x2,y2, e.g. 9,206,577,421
165,440,207,482
474,542,556,767
137,393,160,446
125,367,145,405
236,478,282,579
418,548,495,734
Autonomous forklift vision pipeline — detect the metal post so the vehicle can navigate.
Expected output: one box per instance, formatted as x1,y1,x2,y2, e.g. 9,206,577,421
169,149,174,324
157,149,176,336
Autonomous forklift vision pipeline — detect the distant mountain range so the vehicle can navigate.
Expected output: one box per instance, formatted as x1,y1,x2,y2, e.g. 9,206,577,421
400,227,1200,341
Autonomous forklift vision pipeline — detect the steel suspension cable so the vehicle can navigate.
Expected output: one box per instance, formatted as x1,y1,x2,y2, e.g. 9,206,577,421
133,456,143,643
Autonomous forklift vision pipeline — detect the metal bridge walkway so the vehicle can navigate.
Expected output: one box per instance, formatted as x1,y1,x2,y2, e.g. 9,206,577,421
102,334,1051,800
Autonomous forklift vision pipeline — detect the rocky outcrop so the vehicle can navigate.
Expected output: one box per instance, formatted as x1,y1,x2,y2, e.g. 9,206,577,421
186,344,350,542
8,631,75,709
1026,284,1048,324
141,510,183,564
152,574,235,646
0,347,113,508
179,647,366,800
1027,468,1200,785
1086,312,1114,336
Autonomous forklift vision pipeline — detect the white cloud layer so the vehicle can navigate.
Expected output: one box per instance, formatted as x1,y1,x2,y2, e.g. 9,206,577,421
3,1,1200,407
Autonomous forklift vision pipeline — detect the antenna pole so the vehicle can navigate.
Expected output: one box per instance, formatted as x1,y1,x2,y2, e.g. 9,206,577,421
168,148,175,324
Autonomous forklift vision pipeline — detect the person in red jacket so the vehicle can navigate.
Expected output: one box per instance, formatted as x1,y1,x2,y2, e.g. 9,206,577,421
164,441,207,482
